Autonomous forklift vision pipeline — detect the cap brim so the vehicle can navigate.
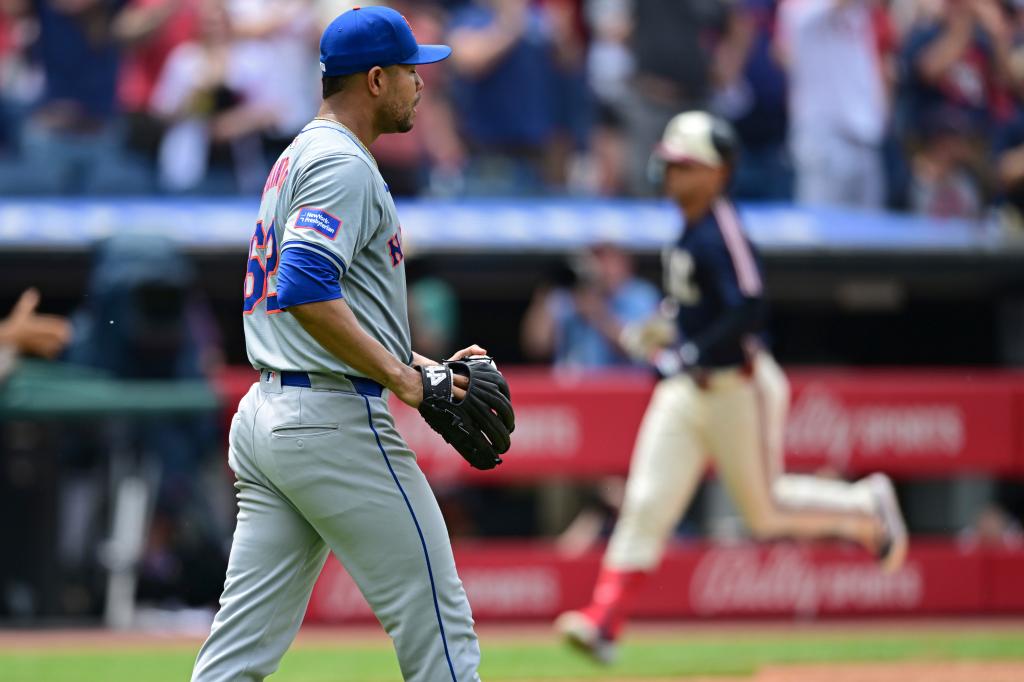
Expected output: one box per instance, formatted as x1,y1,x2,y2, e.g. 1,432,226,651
654,143,719,168
401,44,452,65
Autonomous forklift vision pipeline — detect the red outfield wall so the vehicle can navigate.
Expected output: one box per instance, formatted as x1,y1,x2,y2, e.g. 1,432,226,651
400,369,1024,481
215,368,1024,619
220,367,1024,480
305,541,1024,622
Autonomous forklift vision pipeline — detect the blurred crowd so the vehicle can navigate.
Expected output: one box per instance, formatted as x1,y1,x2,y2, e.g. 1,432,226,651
2,0,1024,222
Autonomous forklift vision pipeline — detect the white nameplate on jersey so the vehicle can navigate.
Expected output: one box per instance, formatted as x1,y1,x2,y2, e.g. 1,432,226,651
294,208,341,240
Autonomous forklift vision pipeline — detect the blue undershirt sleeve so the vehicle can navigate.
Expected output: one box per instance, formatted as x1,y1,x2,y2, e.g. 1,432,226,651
275,246,344,309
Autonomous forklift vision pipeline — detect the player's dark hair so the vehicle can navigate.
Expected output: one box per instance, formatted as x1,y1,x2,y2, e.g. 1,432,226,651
322,75,345,99
322,73,360,99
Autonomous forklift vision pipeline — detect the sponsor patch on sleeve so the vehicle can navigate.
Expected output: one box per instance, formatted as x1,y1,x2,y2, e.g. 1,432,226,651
294,208,341,240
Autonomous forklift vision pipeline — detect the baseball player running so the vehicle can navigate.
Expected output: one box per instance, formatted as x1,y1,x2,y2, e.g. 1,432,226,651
555,112,907,664
191,8,513,682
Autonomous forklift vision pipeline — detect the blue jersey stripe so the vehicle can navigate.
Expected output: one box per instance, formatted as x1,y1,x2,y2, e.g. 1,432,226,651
362,396,459,682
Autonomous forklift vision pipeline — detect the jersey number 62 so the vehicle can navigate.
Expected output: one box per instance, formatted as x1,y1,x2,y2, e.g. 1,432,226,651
243,221,279,314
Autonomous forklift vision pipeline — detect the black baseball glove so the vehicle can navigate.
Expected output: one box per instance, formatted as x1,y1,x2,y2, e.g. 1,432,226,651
417,356,515,470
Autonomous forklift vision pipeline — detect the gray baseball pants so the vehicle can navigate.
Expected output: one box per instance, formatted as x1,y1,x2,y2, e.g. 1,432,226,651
191,372,481,681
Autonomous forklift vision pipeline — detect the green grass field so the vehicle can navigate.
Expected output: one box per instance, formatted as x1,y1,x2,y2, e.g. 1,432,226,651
2,623,1023,681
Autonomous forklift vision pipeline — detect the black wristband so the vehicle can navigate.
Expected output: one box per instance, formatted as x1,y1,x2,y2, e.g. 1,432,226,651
419,364,453,402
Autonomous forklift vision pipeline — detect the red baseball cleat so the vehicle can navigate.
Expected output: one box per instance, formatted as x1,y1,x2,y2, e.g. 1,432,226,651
554,609,618,665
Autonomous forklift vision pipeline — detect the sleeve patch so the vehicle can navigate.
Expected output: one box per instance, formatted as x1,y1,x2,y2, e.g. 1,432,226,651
294,208,342,240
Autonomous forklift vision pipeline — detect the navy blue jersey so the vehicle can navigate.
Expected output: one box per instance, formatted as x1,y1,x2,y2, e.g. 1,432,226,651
662,199,767,368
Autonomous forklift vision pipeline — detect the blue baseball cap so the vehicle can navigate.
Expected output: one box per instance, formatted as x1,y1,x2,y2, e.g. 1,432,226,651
319,6,452,78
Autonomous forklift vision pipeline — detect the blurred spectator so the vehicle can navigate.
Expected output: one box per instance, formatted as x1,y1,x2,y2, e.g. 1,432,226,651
901,0,1012,136
0,0,154,194
68,233,223,378
521,243,659,369
989,21,1024,228
539,0,593,193
116,0,200,166
370,0,465,196
312,0,360,30
0,0,43,155
960,477,1024,550
408,260,460,361
0,288,71,380
713,0,792,200
584,0,633,195
5,0,1024,212
621,0,734,195
897,0,1015,217
63,233,226,606
150,0,317,194
150,0,248,192
226,0,319,157
995,103,1024,229
909,109,986,217
959,503,1024,548
447,0,564,195
777,0,889,208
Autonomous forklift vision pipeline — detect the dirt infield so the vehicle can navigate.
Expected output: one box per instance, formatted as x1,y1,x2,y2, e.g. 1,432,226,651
756,662,1024,682
513,665,1024,682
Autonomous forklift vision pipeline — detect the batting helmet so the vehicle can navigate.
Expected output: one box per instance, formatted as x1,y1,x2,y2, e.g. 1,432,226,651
647,111,739,186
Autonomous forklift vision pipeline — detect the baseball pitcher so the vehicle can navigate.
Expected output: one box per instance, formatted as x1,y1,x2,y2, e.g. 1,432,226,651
555,111,907,664
191,8,514,682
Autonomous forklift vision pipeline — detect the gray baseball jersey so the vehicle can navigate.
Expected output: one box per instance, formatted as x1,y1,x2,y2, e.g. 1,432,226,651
192,118,482,682
243,119,412,375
